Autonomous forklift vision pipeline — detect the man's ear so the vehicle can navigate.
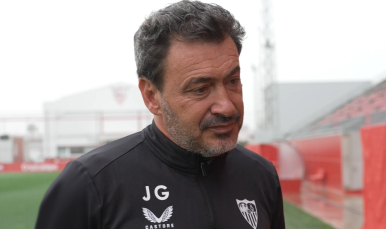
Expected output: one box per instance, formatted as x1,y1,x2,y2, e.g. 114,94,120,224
138,77,162,115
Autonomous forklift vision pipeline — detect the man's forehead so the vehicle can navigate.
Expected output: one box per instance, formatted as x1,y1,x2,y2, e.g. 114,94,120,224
181,66,240,90
165,36,239,71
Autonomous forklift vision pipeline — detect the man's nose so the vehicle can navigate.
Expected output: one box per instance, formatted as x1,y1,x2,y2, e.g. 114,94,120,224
210,86,237,117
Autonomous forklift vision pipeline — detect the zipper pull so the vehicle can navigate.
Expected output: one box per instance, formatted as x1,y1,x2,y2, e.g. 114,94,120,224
200,162,207,177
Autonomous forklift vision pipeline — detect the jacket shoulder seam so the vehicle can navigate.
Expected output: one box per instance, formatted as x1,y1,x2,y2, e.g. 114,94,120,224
87,137,145,179
71,160,102,203
235,147,278,178
71,160,103,226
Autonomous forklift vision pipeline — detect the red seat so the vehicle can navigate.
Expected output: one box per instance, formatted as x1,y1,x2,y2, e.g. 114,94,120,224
308,168,326,181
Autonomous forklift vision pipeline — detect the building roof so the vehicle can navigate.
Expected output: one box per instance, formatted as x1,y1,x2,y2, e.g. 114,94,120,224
44,83,149,113
286,79,386,139
277,81,371,136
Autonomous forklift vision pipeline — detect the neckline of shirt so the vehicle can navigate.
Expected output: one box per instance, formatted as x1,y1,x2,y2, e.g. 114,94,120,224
144,121,216,174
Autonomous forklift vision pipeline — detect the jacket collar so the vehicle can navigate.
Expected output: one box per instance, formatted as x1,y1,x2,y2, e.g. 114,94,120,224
143,121,220,174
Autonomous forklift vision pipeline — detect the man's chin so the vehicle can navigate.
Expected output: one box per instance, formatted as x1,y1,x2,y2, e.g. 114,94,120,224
198,135,238,157
214,131,232,139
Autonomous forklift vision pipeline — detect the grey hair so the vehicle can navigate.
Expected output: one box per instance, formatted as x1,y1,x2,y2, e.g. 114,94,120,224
134,0,245,91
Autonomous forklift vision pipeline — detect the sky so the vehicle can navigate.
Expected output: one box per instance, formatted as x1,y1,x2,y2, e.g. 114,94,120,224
1,0,386,130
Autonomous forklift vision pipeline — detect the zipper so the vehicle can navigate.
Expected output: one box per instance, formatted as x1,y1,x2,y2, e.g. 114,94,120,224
198,160,216,228
201,162,208,176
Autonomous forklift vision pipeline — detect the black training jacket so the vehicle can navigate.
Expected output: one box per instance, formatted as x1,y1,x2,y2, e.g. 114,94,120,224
36,123,285,229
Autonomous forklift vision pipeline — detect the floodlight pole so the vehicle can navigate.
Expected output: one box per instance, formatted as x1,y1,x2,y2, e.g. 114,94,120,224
258,0,279,140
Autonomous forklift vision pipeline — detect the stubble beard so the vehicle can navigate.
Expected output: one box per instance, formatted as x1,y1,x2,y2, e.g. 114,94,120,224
160,96,241,157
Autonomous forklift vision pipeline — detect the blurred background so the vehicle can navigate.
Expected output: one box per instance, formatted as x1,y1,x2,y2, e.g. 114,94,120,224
1,0,385,228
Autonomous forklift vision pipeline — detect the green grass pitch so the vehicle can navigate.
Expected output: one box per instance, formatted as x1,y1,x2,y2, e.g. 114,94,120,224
0,172,60,229
283,201,335,229
0,173,335,229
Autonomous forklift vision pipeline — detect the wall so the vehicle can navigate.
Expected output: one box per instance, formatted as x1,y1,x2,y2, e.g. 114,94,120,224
341,132,363,191
0,137,24,163
290,135,342,190
0,161,68,173
360,123,386,229
245,144,279,171
246,143,303,193
278,142,304,180
0,138,13,163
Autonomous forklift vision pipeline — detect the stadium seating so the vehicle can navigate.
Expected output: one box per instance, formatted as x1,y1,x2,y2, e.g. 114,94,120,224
316,81,386,127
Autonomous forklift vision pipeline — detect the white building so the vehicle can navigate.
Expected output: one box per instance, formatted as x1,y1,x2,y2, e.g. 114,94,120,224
43,83,152,159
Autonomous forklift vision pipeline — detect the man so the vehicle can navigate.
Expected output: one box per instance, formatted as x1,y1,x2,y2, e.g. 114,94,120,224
35,1,285,228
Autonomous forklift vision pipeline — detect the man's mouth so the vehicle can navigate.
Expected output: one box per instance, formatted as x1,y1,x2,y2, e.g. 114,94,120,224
200,113,241,131
207,120,236,134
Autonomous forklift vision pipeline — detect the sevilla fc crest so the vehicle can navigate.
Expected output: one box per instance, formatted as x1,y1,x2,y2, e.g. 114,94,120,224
236,199,258,229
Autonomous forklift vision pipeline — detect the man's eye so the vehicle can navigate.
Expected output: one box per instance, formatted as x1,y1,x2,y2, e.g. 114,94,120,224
194,87,207,94
226,78,242,91
229,78,241,85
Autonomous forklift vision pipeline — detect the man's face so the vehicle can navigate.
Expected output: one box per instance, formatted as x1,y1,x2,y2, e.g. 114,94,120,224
158,36,244,157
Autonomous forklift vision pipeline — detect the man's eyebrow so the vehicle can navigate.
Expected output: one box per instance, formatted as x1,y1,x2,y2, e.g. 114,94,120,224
184,77,214,88
224,66,240,79
183,66,241,90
